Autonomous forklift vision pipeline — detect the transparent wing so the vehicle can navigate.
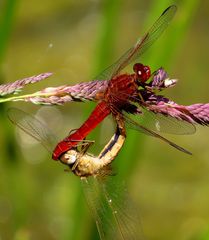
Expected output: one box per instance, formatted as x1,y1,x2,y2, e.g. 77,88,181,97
136,106,196,135
122,112,192,155
7,107,57,153
108,89,196,135
94,5,177,81
82,175,144,240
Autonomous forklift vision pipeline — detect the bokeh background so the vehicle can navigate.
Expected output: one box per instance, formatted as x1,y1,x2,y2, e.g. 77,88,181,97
0,0,209,239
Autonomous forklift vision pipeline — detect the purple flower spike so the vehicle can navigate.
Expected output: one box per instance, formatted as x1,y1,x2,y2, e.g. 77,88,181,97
142,92,209,126
150,68,177,90
23,80,109,105
185,103,209,126
0,72,53,97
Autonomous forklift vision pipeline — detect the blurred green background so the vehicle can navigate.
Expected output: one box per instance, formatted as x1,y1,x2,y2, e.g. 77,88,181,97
0,0,209,239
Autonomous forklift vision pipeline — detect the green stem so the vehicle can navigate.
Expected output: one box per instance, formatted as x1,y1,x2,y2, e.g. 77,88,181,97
0,91,55,103
0,0,17,65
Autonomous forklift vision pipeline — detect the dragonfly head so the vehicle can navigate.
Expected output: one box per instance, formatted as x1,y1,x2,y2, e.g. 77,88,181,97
59,149,78,166
133,63,151,83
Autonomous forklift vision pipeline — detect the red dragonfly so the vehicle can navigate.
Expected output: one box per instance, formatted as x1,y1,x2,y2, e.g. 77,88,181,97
52,5,180,159
52,4,209,160
8,108,144,239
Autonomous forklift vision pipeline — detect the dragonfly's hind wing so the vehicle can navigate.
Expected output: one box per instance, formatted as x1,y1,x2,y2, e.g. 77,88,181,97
122,112,192,155
82,175,144,240
7,107,58,153
137,106,196,135
108,91,196,135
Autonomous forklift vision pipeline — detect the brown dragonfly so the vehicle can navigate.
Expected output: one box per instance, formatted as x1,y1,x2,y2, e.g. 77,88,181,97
8,107,144,240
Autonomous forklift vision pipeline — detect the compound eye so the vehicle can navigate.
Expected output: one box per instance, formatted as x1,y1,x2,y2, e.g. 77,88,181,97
60,150,77,165
133,63,151,83
143,66,151,80
133,63,144,75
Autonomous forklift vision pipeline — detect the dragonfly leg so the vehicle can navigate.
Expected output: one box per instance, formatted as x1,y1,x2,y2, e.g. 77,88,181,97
68,128,79,135
80,140,95,155
137,90,146,104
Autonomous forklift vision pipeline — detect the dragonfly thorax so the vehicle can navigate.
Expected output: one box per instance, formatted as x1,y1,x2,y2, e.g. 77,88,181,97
133,63,151,83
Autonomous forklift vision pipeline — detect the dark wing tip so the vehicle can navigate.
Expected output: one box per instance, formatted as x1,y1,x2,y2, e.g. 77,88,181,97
169,141,192,155
162,5,177,15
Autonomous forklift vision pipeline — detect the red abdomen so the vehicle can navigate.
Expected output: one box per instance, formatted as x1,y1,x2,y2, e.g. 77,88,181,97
52,101,110,160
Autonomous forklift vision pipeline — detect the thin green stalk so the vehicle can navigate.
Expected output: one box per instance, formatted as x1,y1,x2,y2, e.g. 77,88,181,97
81,0,123,239
0,1,25,237
92,0,122,74
0,91,56,103
0,0,17,65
